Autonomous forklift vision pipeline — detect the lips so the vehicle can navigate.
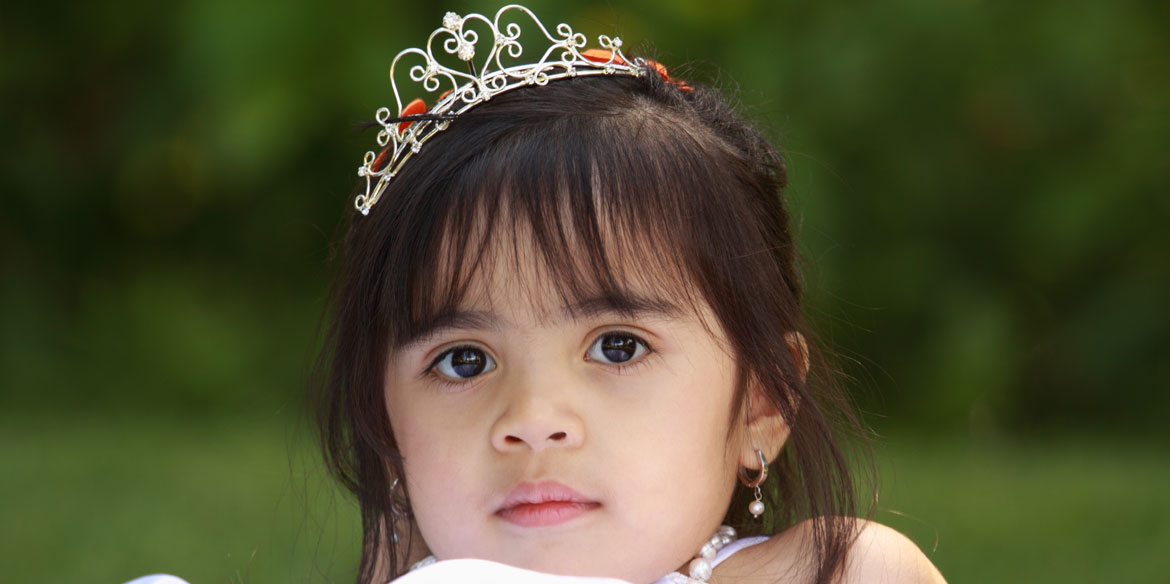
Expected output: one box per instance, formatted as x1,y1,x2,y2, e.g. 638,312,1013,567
495,481,601,527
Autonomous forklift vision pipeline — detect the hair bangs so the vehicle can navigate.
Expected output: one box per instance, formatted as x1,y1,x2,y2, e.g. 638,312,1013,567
382,81,754,349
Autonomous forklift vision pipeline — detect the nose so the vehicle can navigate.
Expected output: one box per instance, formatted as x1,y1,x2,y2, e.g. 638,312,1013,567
490,379,585,453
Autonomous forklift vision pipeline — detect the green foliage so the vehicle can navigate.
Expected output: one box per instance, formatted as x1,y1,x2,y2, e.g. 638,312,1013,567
3,0,1166,430
3,0,1167,429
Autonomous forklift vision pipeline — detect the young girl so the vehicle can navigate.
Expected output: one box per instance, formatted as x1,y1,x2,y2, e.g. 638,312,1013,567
313,5,946,584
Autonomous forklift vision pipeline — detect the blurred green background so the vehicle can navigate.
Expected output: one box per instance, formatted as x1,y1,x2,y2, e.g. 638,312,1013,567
3,0,1168,582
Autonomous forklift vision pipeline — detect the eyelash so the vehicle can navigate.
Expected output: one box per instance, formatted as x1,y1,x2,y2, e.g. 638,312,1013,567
586,330,655,374
422,331,655,388
424,344,491,390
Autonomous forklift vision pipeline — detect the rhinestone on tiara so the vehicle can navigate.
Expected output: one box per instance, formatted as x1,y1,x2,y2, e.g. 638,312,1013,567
354,4,650,216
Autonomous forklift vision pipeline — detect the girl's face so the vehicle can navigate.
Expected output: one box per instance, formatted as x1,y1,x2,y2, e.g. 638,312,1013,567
384,246,751,584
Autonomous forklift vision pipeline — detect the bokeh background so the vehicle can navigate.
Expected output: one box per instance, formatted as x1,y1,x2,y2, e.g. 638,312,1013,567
3,0,1168,582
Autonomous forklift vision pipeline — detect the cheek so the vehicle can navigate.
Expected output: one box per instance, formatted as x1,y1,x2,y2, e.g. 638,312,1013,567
386,386,468,482
385,381,493,540
677,352,743,492
610,355,740,501
388,404,466,555
385,380,448,497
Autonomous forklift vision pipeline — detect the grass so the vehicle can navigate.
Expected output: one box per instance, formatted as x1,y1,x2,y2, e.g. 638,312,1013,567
872,431,1170,581
4,412,1167,583
2,410,360,584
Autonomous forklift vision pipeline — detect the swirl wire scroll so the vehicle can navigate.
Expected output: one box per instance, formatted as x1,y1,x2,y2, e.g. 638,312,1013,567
355,4,648,215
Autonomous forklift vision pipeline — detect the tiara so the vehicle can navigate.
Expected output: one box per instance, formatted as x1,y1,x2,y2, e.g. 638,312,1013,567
354,4,654,216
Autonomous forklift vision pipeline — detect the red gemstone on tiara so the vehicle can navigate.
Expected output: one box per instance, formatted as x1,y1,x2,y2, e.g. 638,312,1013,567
582,48,679,87
371,146,392,172
581,48,628,66
398,98,428,133
646,60,669,80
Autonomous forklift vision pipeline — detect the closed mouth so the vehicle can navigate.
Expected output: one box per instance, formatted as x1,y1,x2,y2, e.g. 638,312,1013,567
495,481,600,527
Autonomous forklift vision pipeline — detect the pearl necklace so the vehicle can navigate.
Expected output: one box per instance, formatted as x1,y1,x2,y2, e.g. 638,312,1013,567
408,525,738,583
686,525,738,582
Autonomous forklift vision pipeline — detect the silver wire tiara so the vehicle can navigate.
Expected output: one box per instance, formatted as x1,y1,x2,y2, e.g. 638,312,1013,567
354,4,652,215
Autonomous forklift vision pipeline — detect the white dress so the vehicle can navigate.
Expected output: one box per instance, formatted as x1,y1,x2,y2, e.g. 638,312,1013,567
122,536,768,584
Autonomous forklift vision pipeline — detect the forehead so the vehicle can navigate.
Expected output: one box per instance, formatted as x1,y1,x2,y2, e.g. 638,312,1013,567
442,208,698,321
399,191,716,342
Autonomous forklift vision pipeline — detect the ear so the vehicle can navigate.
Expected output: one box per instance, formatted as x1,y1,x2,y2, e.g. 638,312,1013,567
737,331,808,469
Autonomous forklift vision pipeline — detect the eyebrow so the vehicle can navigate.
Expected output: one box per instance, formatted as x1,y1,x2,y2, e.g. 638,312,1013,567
402,292,685,347
563,293,684,320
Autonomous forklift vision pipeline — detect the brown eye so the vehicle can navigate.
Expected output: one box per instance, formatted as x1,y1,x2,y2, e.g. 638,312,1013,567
433,347,495,379
588,333,648,364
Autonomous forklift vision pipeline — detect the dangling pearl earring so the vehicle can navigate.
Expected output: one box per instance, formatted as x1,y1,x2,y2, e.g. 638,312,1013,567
737,448,768,518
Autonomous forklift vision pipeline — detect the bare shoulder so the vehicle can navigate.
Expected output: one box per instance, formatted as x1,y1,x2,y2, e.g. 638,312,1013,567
714,519,945,584
841,520,946,584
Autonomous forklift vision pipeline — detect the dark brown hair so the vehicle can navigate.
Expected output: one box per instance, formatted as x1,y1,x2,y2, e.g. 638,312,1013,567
314,66,872,584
